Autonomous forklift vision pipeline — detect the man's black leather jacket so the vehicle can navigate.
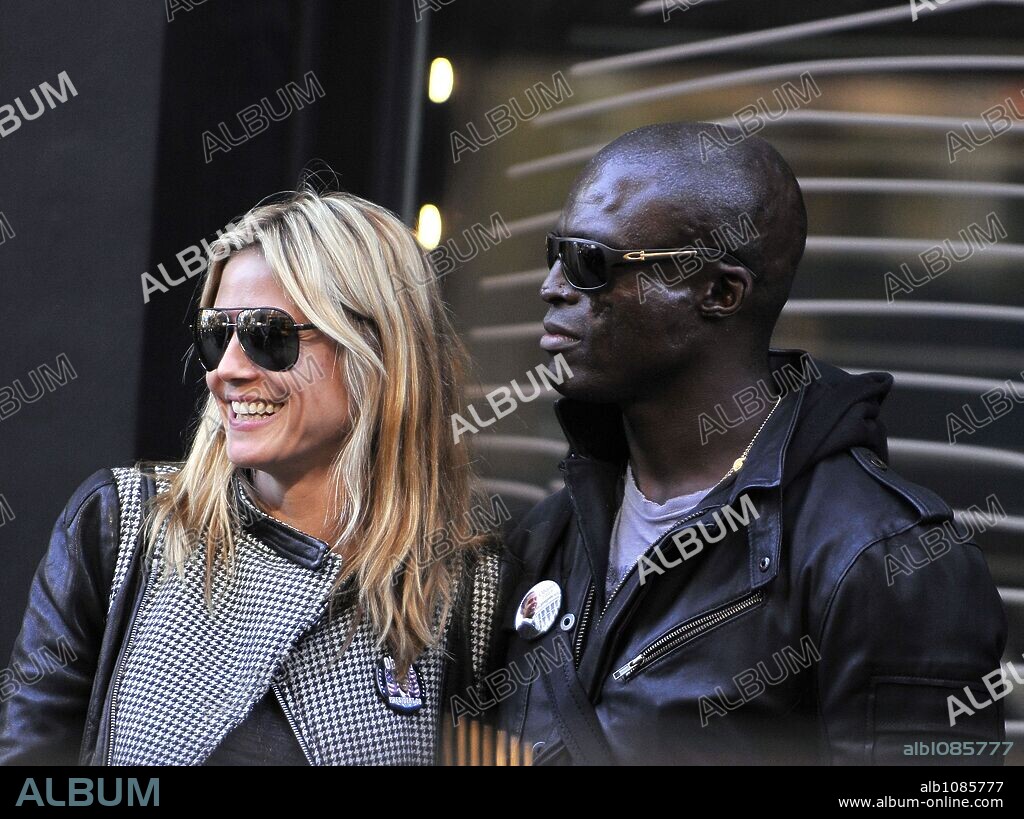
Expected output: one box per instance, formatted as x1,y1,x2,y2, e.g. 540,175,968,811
498,350,1008,765
0,465,504,765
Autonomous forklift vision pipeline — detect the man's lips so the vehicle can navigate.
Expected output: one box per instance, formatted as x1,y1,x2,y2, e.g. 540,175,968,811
541,322,581,352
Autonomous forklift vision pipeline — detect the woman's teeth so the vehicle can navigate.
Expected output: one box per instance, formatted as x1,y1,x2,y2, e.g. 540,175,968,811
231,399,284,418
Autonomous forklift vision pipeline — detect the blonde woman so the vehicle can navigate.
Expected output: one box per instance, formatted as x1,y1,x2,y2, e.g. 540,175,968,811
0,189,510,765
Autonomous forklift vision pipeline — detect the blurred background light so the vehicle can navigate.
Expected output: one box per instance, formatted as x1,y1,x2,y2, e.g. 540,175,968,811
428,57,454,103
416,203,442,248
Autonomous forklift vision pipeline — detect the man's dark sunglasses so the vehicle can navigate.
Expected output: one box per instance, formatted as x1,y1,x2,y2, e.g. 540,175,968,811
192,306,318,372
546,233,759,291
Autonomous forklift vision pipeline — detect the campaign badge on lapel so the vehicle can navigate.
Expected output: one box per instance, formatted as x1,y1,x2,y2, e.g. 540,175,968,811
375,657,424,714
515,580,562,640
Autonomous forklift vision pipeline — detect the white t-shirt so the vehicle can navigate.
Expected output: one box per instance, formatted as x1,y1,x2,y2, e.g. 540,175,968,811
606,462,713,597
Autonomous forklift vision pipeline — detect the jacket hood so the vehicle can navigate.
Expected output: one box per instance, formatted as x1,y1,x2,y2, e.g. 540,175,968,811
554,349,893,490
780,353,891,486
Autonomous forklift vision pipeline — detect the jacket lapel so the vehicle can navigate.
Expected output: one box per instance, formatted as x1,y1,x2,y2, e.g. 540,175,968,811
107,470,343,765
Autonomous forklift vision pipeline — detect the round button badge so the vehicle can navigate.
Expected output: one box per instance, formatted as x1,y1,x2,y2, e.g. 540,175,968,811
515,580,562,640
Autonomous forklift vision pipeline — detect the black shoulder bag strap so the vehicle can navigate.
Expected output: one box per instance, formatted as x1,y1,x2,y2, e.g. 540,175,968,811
535,626,616,766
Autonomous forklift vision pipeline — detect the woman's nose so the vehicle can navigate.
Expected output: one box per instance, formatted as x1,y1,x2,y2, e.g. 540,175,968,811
216,330,259,378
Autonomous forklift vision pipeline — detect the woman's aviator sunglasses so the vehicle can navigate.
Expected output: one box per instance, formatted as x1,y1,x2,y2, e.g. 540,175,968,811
546,233,759,291
192,306,317,372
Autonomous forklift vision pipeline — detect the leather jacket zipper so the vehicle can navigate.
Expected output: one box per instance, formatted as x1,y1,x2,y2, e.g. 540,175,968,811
572,585,595,666
272,682,315,765
572,504,719,668
612,589,764,682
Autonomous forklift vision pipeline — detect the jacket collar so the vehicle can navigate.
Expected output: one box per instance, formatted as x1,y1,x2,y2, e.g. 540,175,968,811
233,471,333,571
554,348,810,498
552,348,812,599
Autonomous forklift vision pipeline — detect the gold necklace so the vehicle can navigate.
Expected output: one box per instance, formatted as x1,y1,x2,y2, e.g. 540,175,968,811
705,394,783,494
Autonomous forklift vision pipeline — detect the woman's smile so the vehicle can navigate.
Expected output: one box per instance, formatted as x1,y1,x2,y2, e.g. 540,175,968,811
225,396,287,430
222,395,286,432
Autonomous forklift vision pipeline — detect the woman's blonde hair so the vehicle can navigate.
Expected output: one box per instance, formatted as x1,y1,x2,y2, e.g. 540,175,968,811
141,188,484,674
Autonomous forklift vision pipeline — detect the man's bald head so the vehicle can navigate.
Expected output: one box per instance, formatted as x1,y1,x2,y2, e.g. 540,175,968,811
561,121,807,338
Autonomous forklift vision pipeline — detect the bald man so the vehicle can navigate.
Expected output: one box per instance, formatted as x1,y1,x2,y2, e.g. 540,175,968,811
495,122,1006,765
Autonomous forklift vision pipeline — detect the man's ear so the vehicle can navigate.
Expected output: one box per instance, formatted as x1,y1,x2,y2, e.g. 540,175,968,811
699,269,753,318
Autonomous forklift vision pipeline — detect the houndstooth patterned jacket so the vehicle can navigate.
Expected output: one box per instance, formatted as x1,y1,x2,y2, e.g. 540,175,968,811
0,462,506,766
